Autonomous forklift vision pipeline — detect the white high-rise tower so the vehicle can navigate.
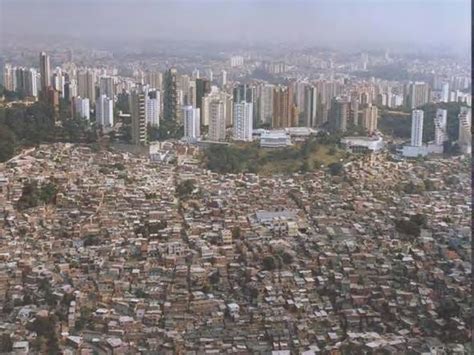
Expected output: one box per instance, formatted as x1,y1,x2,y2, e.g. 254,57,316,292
434,109,448,146
183,106,201,141
233,102,253,141
96,95,114,127
411,109,424,147
146,90,160,127
458,107,472,154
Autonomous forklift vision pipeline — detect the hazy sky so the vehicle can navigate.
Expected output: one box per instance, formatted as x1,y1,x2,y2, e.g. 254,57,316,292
0,0,471,50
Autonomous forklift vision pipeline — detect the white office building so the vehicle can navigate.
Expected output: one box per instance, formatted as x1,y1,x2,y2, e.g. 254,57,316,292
233,102,253,141
145,90,160,127
3,64,14,91
434,109,448,145
259,131,292,148
458,107,471,154
96,95,114,127
183,106,201,142
441,83,449,103
221,70,227,87
341,136,384,154
74,96,90,120
230,56,244,67
411,109,424,147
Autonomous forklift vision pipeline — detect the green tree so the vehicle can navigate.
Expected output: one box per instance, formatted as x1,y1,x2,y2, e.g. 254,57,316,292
423,179,435,191
0,124,17,162
394,219,421,237
0,333,13,352
16,181,40,210
403,181,424,194
39,183,58,205
281,252,294,265
328,162,344,176
176,179,196,198
209,271,220,285
115,92,130,114
262,256,276,271
437,298,460,320
231,226,241,239
300,160,310,173
28,314,59,354
410,213,427,227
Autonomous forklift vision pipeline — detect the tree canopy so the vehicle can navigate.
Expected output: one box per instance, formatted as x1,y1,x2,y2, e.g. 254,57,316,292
0,100,96,162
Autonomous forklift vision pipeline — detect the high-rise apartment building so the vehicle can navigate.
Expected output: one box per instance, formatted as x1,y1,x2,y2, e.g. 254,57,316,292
434,109,448,145
411,109,424,147
46,87,60,120
221,70,227,87
441,83,449,103
131,91,148,145
196,78,211,110
12,67,38,97
77,69,96,105
96,95,114,127
361,104,378,134
233,84,253,104
52,67,65,97
73,96,90,120
208,99,226,141
187,80,197,108
39,52,51,93
407,82,430,109
303,85,317,127
458,107,471,153
329,97,350,132
292,81,306,114
183,106,201,141
145,71,163,91
66,78,78,101
233,102,253,141
202,90,233,127
350,97,359,126
3,64,14,91
206,69,213,82
258,84,274,126
99,76,115,98
230,56,244,67
146,90,160,127
163,68,178,121
272,85,298,128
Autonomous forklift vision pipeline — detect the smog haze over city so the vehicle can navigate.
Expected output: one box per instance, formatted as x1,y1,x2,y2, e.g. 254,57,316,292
1,0,471,54
0,0,471,354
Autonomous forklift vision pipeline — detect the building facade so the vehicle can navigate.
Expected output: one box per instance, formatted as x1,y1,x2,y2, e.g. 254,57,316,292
233,102,253,141
131,92,147,145
208,99,226,142
411,109,424,147
183,106,201,142
96,95,114,127
434,108,448,146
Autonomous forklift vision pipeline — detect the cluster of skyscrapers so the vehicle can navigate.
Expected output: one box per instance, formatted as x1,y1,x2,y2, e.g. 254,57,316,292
1,52,472,149
404,106,471,156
